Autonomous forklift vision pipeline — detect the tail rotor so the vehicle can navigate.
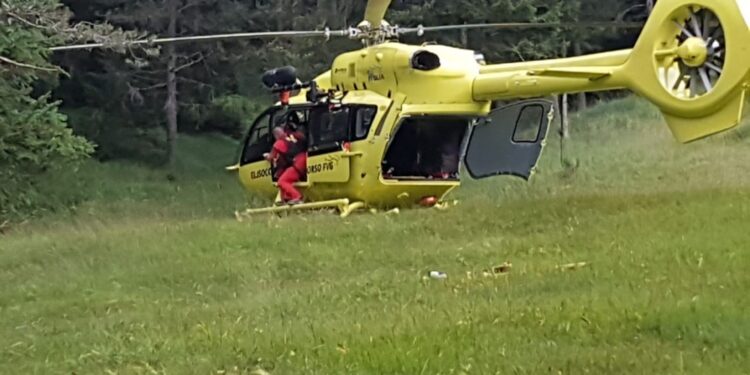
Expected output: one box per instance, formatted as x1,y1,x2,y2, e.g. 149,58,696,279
658,7,726,99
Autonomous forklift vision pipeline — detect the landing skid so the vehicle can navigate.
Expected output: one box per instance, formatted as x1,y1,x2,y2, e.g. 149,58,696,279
235,199,366,220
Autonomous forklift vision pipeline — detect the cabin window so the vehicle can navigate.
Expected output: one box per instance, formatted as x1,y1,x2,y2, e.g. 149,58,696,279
382,117,470,180
308,107,351,154
354,106,377,140
512,104,545,143
307,105,377,155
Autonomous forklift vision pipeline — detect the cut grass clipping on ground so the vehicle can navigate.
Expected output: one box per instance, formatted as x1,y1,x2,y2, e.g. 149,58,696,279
1,97,749,374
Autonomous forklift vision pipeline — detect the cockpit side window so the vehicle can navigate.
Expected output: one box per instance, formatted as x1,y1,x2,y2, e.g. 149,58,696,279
240,106,314,166
240,111,273,165
272,108,308,129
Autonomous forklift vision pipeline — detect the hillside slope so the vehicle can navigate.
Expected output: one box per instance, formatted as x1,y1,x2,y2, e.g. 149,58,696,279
1,98,749,374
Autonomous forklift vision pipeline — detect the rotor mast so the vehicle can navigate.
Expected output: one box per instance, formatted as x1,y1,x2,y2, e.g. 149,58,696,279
354,0,397,46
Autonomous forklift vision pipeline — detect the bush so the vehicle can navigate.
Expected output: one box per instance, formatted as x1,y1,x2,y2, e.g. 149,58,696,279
184,95,264,138
64,107,167,164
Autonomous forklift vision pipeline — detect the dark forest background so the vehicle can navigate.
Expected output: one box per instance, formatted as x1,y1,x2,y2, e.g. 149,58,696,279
1,0,652,217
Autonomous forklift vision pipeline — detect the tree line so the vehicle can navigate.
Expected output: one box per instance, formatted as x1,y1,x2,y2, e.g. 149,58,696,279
1,0,650,218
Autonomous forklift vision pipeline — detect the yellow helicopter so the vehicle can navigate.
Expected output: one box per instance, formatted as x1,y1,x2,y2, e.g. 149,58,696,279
230,0,750,217
54,0,750,217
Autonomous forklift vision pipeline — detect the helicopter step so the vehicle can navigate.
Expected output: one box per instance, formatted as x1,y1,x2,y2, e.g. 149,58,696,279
234,198,366,219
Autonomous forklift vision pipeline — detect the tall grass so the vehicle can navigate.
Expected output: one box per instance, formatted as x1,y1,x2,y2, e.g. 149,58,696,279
15,133,248,228
1,97,749,374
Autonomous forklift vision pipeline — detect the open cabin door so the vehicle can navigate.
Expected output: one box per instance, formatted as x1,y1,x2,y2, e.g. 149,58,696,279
464,99,554,180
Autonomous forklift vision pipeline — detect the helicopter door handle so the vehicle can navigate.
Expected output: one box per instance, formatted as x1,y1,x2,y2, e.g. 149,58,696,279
342,151,364,157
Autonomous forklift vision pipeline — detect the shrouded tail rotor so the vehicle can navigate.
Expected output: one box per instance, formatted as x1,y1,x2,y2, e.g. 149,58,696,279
658,7,725,98
626,0,750,142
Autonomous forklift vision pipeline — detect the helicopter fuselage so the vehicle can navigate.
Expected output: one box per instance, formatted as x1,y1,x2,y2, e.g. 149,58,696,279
236,42,563,208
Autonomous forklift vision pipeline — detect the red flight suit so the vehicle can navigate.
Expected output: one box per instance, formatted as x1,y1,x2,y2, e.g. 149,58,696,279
267,139,290,180
277,130,307,202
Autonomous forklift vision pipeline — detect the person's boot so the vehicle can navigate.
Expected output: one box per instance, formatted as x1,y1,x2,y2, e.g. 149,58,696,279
287,197,304,205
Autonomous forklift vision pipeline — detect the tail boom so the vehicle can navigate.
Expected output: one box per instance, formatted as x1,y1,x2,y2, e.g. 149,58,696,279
472,50,630,101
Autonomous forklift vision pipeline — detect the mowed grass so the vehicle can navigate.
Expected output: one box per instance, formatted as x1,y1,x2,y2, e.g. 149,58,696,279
1,98,750,374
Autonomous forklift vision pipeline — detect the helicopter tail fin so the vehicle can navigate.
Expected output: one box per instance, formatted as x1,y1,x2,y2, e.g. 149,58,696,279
623,0,750,142
660,90,746,143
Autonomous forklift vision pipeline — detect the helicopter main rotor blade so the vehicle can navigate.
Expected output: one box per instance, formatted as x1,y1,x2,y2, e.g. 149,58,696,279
50,20,644,52
364,0,392,27
50,29,347,52
400,21,644,35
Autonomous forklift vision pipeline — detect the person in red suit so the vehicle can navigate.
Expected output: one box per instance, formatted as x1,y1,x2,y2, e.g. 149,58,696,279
277,124,307,205
264,127,290,180
264,123,307,205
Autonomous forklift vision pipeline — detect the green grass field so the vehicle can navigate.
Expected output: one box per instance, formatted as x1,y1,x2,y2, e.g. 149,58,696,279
1,98,749,374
